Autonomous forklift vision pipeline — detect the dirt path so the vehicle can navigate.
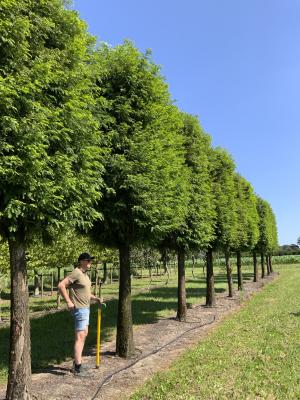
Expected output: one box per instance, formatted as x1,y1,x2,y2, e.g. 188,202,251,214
0,273,278,400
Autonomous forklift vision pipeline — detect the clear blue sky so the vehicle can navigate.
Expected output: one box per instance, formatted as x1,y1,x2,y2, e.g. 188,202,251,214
73,0,300,245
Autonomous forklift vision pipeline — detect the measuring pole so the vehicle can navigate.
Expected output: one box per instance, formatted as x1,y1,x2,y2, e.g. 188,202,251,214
96,299,106,369
96,305,101,368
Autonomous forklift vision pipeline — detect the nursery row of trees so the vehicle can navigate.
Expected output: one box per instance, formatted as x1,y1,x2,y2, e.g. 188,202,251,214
0,1,278,399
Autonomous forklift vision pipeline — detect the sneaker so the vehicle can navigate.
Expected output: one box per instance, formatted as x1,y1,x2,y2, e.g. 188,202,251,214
72,362,89,377
72,362,81,374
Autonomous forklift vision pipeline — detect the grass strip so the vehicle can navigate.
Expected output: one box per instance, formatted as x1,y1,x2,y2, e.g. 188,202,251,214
131,265,300,400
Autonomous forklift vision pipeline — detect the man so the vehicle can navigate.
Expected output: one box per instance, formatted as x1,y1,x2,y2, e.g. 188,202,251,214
58,252,102,375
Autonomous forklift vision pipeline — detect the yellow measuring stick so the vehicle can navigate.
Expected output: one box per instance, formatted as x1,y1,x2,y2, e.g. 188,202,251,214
96,306,101,368
96,302,106,368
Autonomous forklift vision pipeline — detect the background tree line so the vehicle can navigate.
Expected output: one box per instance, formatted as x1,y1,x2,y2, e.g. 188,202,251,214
0,1,278,399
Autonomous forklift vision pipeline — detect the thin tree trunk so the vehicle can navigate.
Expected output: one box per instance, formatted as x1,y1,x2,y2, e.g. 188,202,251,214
94,266,99,295
57,267,61,285
176,246,187,321
266,255,270,275
116,242,134,358
261,252,265,278
33,272,40,296
206,248,216,306
253,251,258,282
225,251,233,297
237,251,243,290
162,248,170,276
103,261,108,284
51,271,54,296
6,230,31,400
0,289,2,322
191,254,195,278
269,255,274,273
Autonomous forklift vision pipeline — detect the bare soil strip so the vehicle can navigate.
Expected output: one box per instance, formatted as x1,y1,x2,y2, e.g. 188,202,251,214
0,273,278,400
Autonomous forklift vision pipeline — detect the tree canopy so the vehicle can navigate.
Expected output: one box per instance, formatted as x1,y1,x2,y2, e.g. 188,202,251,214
0,0,103,241
90,41,189,247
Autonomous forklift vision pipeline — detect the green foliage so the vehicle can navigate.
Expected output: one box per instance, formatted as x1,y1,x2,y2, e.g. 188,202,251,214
167,113,216,250
91,41,189,247
0,241,9,275
26,229,114,273
233,174,259,251
275,244,300,255
0,0,103,240
210,147,237,251
256,197,279,254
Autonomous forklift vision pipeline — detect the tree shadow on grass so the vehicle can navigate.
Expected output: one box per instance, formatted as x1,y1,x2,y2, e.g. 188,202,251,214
290,311,300,317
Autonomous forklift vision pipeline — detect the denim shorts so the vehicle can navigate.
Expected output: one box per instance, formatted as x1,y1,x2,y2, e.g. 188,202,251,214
73,307,90,331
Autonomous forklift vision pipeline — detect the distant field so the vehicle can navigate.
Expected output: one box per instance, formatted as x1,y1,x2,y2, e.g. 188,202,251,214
131,264,300,400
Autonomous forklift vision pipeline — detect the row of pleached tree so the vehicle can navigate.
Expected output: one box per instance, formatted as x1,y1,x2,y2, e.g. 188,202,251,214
0,1,278,399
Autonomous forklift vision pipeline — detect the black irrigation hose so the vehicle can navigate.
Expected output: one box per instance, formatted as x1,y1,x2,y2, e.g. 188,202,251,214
90,314,216,400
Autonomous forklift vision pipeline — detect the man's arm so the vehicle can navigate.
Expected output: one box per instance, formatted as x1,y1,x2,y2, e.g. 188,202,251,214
58,277,75,310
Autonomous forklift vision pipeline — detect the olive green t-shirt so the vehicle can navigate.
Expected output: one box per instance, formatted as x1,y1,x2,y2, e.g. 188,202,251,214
68,268,91,309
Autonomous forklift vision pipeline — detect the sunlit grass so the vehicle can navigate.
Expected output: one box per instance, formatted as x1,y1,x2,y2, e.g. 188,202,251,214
131,264,300,400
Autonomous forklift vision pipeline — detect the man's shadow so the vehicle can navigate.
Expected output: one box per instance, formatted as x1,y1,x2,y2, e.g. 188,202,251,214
41,366,70,376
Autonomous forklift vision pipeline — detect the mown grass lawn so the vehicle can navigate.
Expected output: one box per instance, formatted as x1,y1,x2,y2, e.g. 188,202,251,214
131,264,300,400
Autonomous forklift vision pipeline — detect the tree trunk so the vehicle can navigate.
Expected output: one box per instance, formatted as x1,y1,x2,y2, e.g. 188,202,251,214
253,251,258,282
40,274,44,298
116,243,134,358
57,267,61,285
191,254,195,278
225,251,233,297
0,289,2,322
206,248,216,307
33,273,40,296
176,246,187,321
103,261,108,284
269,255,274,273
162,248,170,276
266,255,270,275
51,271,54,296
261,253,265,278
6,230,32,400
237,251,243,290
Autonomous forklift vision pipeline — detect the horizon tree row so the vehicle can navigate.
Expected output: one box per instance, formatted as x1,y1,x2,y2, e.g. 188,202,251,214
0,1,278,399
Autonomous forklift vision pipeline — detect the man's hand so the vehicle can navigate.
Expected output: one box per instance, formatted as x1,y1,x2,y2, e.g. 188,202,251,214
90,294,103,304
67,301,75,310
